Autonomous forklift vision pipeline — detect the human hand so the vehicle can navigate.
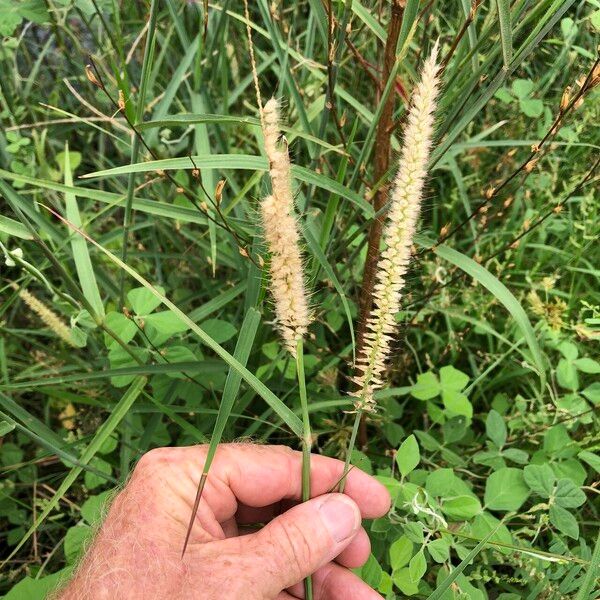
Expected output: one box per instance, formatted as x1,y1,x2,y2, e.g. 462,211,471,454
58,444,391,599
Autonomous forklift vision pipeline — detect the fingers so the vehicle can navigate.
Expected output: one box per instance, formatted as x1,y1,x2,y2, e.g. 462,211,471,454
287,562,384,600
192,444,391,522
243,493,362,595
335,527,371,568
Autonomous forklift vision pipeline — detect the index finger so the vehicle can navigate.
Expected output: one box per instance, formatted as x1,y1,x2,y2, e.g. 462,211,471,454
204,443,391,520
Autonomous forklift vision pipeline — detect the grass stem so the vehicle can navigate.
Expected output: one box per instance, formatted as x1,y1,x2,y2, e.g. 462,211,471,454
339,410,361,494
296,338,312,600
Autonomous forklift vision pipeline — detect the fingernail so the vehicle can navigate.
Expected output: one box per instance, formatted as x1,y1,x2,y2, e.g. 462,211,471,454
318,494,360,543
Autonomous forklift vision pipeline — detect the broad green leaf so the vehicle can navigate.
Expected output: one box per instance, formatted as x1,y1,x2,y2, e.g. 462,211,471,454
556,358,579,391
439,366,469,391
84,456,112,489
411,371,440,400
428,538,450,563
558,341,578,360
64,524,92,564
582,382,600,404
471,512,513,554
544,425,576,457
426,469,473,498
549,504,579,539
442,495,482,521
409,550,427,583
573,358,600,374
578,450,600,474
484,468,530,511
396,435,420,477
200,319,237,344
519,98,544,117
103,312,138,349
128,286,165,315
144,311,191,345
1,569,70,600
486,410,507,448
442,390,472,419
512,79,533,98
389,535,413,570
162,346,200,379
81,490,113,525
359,554,383,588
393,567,420,596
523,464,555,497
553,478,586,508
502,448,528,465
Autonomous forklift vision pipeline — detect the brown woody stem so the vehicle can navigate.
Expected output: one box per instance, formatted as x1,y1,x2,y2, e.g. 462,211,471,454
355,1,404,449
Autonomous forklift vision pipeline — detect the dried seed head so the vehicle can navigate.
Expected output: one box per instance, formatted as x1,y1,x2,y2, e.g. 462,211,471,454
118,89,126,111
85,64,101,87
560,86,571,111
215,179,226,204
524,158,538,173
351,43,441,412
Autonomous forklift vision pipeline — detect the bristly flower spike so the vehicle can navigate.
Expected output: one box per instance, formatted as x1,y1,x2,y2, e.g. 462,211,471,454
260,98,311,356
15,286,77,347
352,42,441,411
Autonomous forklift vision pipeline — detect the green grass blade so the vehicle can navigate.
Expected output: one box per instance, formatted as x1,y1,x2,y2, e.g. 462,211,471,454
0,215,33,239
424,240,545,385
82,157,374,217
351,0,386,42
426,524,500,600
191,92,218,275
47,207,304,437
397,0,420,55
181,307,261,555
495,0,513,67
0,169,209,227
63,144,104,318
1,376,147,565
575,532,600,600
302,222,355,361
121,0,160,301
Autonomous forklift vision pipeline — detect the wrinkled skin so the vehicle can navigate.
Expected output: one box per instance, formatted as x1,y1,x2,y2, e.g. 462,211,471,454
58,444,391,599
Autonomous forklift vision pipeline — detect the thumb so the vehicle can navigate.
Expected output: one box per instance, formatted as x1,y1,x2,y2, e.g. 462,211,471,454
245,493,361,594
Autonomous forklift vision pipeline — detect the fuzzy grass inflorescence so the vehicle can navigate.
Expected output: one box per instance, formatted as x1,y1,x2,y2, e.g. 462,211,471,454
351,44,441,412
260,98,311,356
15,287,76,348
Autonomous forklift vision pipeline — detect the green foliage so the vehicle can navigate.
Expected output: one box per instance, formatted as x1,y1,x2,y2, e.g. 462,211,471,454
1,1,599,598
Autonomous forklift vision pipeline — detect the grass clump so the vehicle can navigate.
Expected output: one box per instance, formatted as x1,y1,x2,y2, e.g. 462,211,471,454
0,2,599,599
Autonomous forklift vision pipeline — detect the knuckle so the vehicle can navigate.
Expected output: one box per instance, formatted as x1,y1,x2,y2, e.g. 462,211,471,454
135,447,168,473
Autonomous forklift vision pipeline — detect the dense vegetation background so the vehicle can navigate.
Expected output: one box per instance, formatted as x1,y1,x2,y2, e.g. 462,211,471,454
0,0,599,598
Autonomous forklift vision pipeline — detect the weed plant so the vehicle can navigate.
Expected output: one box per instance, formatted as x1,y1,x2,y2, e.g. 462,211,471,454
0,1,599,598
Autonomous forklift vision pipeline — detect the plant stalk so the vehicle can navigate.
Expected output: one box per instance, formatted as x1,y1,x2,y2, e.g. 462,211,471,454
355,0,404,449
296,338,312,600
